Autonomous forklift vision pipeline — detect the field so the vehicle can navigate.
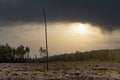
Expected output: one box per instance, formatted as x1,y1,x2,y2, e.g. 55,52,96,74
0,61,120,80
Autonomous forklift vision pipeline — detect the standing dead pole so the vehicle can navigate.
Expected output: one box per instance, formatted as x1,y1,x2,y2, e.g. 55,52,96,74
43,8,49,71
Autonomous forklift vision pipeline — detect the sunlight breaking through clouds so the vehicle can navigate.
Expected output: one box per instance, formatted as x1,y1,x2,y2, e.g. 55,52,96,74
0,22,120,57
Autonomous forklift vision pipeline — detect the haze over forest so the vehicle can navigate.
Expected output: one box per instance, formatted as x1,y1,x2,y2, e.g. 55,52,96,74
0,0,120,57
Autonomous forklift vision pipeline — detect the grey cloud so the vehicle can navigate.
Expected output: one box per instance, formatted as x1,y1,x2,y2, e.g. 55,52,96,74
0,0,23,5
0,0,120,32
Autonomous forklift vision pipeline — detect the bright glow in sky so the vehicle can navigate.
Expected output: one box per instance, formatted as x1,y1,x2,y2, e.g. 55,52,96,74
72,23,89,34
70,23,102,36
0,22,120,57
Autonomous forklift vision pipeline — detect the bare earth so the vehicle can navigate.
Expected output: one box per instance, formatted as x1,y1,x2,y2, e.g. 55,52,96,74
0,61,120,80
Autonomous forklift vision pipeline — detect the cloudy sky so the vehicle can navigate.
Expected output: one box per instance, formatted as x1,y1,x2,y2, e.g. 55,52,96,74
0,0,120,57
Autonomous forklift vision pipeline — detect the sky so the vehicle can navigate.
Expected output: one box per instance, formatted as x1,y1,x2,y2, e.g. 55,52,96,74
0,0,120,57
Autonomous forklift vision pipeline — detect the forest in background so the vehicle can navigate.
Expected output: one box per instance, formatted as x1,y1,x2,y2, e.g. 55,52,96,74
0,44,120,63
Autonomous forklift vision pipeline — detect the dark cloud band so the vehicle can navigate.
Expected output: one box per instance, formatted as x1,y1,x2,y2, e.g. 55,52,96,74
0,0,120,31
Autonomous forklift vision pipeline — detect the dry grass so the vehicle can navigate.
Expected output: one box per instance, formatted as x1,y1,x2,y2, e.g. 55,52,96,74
0,61,119,80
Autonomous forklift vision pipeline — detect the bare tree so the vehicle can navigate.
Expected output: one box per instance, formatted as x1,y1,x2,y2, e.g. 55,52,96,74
39,47,46,57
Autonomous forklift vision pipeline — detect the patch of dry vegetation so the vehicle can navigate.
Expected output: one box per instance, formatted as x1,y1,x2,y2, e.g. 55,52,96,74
0,62,119,80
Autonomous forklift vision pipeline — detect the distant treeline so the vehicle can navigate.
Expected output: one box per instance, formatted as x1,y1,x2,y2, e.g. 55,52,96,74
46,50,120,62
0,44,120,63
0,44,30,62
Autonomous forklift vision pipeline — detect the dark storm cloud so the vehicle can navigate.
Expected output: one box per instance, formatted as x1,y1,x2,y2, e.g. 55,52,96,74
0,0,120,31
